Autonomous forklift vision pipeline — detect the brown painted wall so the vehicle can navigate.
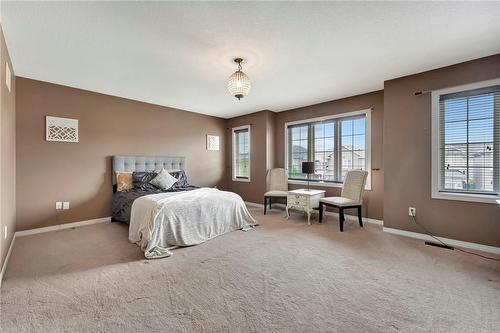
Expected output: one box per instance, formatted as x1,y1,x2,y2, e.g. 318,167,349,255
225,110,274,204
266,111,276,172
384,54,500,247
13,53,500,248
0,26,16,269
16,78,226,231
273,91,385,220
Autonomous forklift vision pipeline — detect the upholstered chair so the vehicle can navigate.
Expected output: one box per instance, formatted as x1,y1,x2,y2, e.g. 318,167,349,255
319,170,368,231
263,168,288,214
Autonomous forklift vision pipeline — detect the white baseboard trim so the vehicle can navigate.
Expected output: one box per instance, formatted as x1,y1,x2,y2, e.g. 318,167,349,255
383,227,500,255
0,233,16,288
246,201,383,226
15,217,112,237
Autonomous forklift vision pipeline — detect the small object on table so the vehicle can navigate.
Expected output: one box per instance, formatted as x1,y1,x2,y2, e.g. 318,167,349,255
301,161,315,191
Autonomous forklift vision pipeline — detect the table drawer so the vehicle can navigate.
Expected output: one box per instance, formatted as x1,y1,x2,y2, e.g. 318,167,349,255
287,194,307,206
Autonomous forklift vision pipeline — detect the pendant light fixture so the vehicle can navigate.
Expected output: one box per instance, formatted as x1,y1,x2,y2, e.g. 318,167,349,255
227,58,251,100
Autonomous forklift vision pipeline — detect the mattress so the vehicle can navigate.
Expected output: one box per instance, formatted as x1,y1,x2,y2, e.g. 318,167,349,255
111,186,197,223
129,188,257,258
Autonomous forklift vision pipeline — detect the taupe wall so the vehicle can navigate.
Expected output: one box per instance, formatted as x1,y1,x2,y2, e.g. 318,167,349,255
0,26,16,269
266,111,276,172
13,53,500,248
384,54,500,247
16,78,226,231
225,110,274,204
273,91,385,220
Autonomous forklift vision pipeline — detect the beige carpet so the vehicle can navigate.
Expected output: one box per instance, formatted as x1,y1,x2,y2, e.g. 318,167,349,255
1,206,499,332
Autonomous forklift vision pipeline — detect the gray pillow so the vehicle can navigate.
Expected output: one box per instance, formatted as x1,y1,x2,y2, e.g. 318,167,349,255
149,169,178,191
133,171,159,191
170,170,189,189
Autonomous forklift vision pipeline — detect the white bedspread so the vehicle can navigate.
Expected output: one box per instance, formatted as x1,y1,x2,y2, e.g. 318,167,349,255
129,188,257,258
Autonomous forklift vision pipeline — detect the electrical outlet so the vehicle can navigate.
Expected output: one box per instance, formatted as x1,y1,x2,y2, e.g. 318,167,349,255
409,207,416,217
4,226,7,239
63,202,70,210
56,202,62,210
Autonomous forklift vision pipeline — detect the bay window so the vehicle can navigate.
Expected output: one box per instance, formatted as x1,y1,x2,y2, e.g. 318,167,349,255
285,109,371,188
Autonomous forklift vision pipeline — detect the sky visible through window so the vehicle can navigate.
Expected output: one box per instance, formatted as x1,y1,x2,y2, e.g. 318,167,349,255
444,95,494,144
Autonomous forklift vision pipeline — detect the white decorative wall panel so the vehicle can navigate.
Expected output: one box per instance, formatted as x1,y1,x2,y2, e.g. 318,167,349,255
206,135,220,151
46,116,79,143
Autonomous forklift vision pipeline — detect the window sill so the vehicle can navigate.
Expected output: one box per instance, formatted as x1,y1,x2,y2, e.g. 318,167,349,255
432,191,500,204
232,178,251,183
288,179,372,191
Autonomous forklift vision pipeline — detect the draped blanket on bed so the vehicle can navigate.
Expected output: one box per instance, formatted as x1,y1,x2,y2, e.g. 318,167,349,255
129,188,257,259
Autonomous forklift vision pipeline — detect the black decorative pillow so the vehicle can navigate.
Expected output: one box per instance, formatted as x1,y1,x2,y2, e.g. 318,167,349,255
133,171,159,191
170,170,188,189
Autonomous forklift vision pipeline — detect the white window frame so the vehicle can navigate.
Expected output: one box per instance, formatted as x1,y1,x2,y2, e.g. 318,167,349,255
232,125,251,182
431,78,500,204
284,108,372,190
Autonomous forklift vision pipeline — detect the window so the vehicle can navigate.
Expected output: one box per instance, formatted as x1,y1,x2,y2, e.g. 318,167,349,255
285,109,371,188
432,79,500,203
232,125,251,181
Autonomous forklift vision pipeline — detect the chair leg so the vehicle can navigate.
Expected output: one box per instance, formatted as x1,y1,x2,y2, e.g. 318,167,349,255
319,202,324,223
269,197,272,210
339,208,344,232
264,197,267,215
358,206,363,227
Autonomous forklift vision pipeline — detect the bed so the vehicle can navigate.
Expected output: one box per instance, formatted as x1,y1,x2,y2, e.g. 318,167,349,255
111,155,257,258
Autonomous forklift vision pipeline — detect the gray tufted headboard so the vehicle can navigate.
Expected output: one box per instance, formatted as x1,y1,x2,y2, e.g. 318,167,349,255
112,155,186,185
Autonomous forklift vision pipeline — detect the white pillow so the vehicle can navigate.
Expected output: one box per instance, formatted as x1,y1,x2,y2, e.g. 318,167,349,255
149,169,178,190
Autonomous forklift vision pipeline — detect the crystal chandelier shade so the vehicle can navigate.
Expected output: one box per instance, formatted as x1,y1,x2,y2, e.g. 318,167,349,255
228,58,251,100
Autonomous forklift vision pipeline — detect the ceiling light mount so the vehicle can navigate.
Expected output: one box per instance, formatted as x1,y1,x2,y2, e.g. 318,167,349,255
234,57,243,66
228,57,251,100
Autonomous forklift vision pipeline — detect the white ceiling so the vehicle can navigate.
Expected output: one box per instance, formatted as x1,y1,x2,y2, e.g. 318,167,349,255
2,2,500,118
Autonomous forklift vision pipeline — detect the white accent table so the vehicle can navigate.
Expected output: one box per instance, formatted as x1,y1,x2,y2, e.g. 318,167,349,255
286,189,326,225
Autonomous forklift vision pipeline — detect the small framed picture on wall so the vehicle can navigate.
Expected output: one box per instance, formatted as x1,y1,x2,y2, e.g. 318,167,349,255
206,135,220,151
46,116,79,143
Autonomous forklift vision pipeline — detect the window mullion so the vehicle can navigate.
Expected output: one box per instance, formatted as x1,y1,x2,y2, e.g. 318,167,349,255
466,97,469,190
335,120,341,182
494,93,500,193
351,120,354,174
235,132,239,177
309,123,314,163
288,128,292,177
439,100,445,191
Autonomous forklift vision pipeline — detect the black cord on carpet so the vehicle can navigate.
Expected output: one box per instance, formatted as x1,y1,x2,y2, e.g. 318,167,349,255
410,215,500,262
